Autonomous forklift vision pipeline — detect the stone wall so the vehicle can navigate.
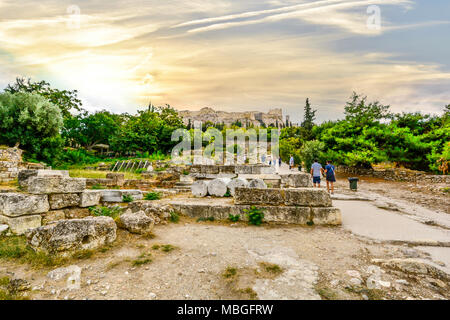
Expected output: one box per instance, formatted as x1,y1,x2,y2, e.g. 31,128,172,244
338,166,450,184
1,171,145,234
0,147,45,183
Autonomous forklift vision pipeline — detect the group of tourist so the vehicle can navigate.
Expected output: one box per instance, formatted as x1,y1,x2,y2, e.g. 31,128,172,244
288,155,336,194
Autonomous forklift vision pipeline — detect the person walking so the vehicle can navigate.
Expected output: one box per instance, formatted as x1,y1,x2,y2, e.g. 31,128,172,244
279,156,282,167
324,160,336,194
289,155,295,170
310,159,323,188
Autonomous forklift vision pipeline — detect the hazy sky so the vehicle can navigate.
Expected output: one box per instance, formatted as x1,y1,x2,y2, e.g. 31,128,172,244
0,0,449,122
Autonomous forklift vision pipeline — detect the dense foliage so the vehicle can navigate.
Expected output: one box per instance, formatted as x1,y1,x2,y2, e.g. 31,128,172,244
281,93,449,172
0,92,64,163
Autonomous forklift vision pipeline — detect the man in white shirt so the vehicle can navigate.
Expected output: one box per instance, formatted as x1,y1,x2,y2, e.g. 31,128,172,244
310,159,323,188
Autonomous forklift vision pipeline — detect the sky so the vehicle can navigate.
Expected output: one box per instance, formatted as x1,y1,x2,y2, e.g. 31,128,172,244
0,0,449,123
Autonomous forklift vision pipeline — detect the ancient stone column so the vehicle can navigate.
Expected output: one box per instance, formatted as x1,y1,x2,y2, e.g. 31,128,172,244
191,180,210,197
207,178,232,197
227,178,249,196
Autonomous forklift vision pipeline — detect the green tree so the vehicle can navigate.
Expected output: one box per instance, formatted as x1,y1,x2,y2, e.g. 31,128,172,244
0,92,63,163
301,98,316,129
299,140,325,170
5,78,82,118
344,92,391,126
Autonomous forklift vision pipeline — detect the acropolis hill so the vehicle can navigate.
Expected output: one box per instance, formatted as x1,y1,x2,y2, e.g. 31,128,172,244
177,107,289,128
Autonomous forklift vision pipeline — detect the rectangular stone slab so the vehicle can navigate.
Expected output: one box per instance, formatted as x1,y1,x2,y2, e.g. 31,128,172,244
0,214,42,235
284,188,332,207
27,177,86,194
234,188,285,205
169,200,340,225
49,193,81,210
0,193,49,217
101,190,143,202
79,190,102,207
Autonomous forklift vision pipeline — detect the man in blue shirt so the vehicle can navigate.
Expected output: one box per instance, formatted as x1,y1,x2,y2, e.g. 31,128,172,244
310,159,323,188
324,160,336,194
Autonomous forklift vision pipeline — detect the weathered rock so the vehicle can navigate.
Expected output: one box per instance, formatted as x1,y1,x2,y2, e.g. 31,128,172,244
207,178,232,197
119,209,154,235
27,177,86,194
235,165,252,174
372,258,450,281
0,224,9,235
191,180,210,197
79,190,102,207
0,193,49,217
311,207,342,225
227,178,249,196
49,193,80,210
18,169,69,189
63,208,91,219
42,210,66,225
285,188,332,207
105,173,125,187
101,190,143,203
128,201,172,224
47,265,81,290
280,173,313,188
0,214,42,235
26,217,117,255
234,187,284,205
248,178,267,189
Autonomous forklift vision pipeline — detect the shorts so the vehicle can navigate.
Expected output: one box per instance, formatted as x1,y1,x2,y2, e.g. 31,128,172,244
326,175,336,182
313,176,321,184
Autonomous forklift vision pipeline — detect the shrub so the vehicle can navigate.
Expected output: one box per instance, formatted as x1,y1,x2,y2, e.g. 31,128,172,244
122,194,134,203
228,214,240,222
144,192,161,201
89,206,122,219
169,212,180,223
244,206,264,226
91,183,104,190
197,216,215,222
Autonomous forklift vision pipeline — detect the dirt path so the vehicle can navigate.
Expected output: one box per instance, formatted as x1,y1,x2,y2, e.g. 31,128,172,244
1,216,448,300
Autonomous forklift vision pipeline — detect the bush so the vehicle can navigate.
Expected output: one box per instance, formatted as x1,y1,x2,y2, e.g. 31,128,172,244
228,214,240,222
244,206,264,226
89,206,122,219
169,212,180,223
144,192,161,201
0,92,64,164
122,194,134,203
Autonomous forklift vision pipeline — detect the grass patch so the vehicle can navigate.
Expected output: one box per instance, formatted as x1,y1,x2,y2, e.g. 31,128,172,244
260,262,283,275
228,214,240,222
144,192,161,201
223,267,238,279
152,244,160,250
239,287,258,300
197,216,215,222
317,287,339,300
89,206,122,219
160,244,176,252
91,183,105,190
122,194,134,203
69,169,143,180
0,235,66,267
132,252,153,266
72,249,94,260
169,212,180,223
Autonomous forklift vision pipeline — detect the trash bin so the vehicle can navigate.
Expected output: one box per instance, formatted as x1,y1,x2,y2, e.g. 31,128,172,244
348,177,359,191
298,165,302,172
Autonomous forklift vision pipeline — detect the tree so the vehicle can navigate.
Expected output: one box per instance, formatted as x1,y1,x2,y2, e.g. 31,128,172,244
344,92,391,126
5,77,82,118
0,92,64,163
299,140,325,170
301,98,317,131
62,110,123,150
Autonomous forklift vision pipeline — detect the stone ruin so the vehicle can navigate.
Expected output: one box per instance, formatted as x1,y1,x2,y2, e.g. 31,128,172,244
0,147,45,183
